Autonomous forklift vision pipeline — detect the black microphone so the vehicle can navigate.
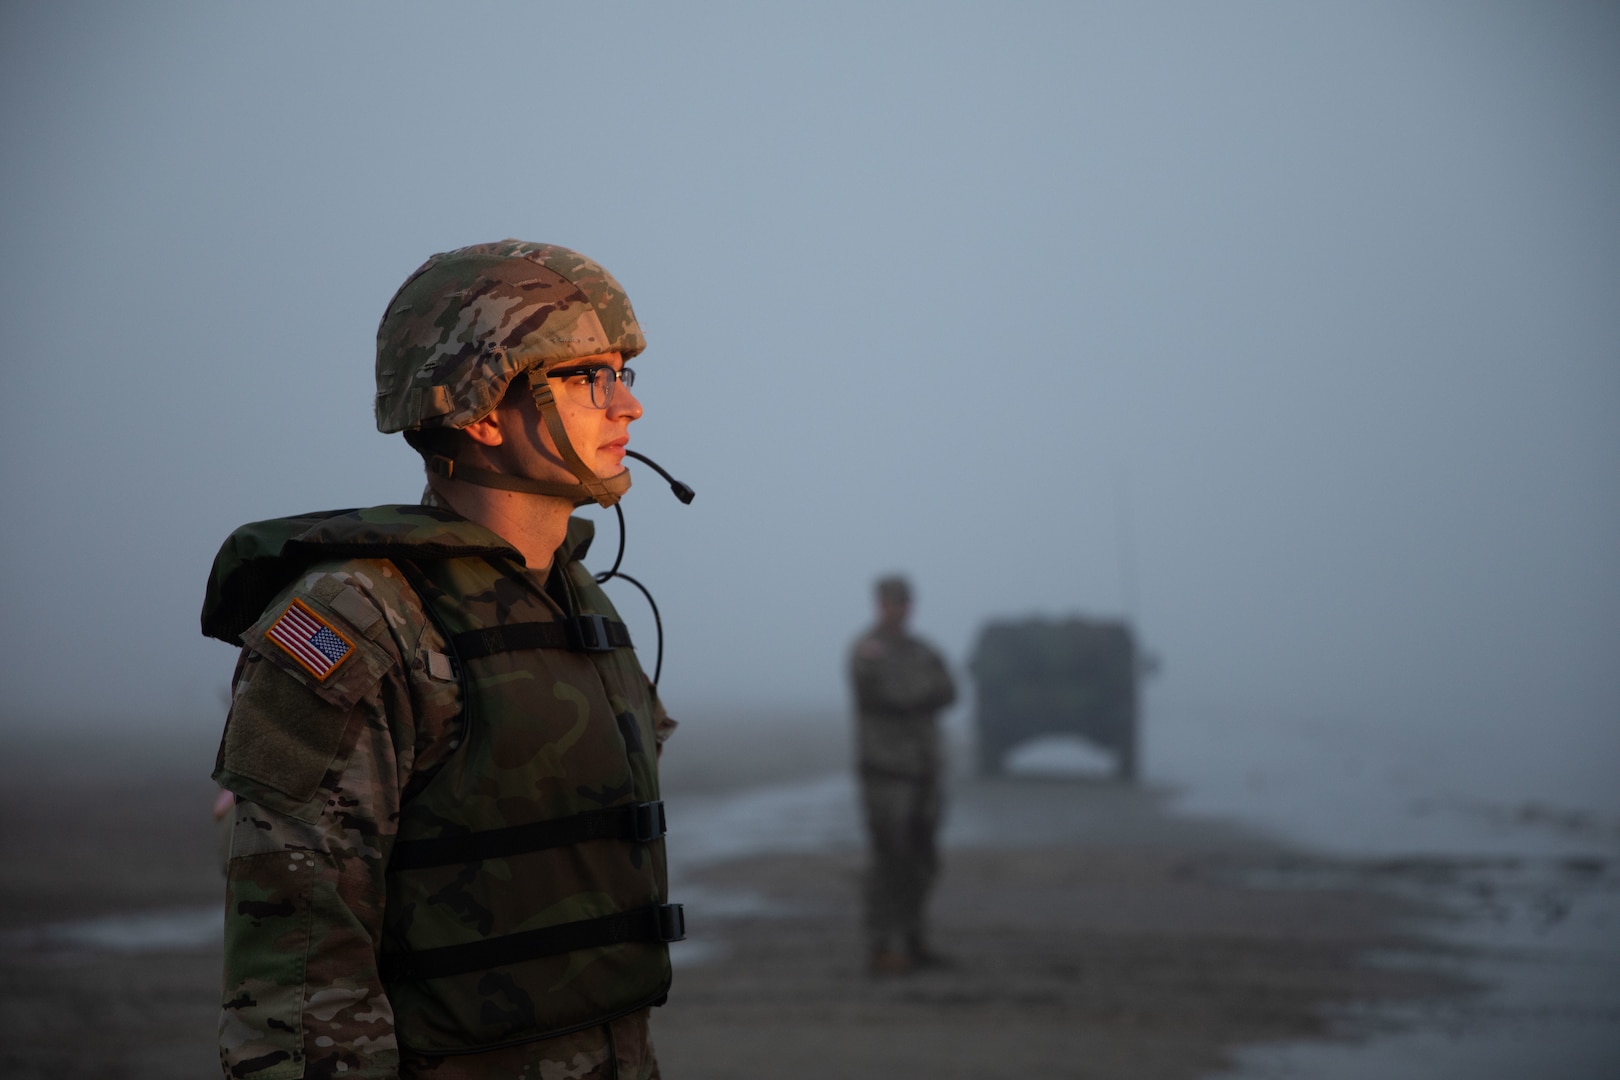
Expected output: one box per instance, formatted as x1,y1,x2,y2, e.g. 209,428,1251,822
625,450,695,504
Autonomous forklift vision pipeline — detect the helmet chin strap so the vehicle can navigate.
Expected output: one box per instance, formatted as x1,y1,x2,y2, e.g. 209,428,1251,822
527,377,629,507
425,455,630,507
424,375,631,509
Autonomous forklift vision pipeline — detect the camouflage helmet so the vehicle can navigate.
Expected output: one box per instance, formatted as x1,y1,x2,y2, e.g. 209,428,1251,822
375,239,646,435
374,240,646,508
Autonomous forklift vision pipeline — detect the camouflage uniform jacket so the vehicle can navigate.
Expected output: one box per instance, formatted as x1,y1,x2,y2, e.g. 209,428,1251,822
848,626,957,781
206,504,675,1080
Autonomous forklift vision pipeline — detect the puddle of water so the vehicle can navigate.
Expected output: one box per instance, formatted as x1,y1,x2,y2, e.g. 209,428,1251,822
1209,856,1620,1079
672,882,779,920
669,937,728,968
2,904,222,953
667,772,862,869
1215,1019,1620,1080
662,779,858,965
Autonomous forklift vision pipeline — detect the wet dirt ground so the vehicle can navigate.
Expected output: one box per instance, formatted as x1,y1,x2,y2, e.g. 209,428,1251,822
8,719,1613,1078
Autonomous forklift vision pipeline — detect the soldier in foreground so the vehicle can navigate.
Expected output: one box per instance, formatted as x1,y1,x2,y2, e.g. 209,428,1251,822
202,241,683,1079
848,575,957,975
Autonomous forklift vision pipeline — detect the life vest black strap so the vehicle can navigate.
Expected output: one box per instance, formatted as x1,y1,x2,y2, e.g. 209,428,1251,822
382,903,686,984
389,801,667,871
451,614,631,658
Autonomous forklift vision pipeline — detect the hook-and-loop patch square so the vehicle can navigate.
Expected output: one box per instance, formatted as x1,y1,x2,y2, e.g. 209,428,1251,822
266,597,356,681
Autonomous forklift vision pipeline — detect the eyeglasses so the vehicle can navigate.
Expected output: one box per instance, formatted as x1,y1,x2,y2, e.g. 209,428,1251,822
545,364,636,409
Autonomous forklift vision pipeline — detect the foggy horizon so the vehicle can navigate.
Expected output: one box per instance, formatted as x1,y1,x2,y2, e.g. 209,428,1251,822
2,3,1616,814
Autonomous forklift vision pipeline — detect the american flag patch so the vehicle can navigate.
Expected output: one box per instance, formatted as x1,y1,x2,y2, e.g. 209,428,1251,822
266,598,355,681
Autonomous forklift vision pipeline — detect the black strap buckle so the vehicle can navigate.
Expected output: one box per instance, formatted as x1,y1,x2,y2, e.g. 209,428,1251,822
655,903,686,942
630,800,667,843
569,613,614,652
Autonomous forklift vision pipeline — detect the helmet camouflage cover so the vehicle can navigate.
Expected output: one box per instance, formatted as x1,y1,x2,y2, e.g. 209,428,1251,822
375,240,645,434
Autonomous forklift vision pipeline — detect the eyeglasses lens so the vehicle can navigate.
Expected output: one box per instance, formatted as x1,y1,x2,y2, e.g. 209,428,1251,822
588,367,635,409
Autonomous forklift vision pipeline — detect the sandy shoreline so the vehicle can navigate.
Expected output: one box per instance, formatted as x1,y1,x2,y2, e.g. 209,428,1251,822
0,717,1597,1078
654,728,1468,1080
655,840,1466,1080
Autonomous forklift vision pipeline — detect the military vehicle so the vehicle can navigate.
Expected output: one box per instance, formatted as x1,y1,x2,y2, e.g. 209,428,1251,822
968,616,1148,781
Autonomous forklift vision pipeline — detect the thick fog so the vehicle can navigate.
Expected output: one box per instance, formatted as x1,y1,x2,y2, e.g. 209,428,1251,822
2,3,1616,811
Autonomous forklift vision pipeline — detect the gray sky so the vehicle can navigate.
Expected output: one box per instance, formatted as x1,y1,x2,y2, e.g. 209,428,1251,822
2,3,1616,803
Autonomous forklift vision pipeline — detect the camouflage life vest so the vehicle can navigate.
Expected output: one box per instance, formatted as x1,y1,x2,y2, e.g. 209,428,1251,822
201,505,681,1056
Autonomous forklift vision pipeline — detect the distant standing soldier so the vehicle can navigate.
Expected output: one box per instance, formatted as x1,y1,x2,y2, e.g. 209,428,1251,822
848,574,956,975
202,241,683,1079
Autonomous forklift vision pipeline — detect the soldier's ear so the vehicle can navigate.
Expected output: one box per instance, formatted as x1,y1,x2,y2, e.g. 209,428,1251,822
461,411,505,448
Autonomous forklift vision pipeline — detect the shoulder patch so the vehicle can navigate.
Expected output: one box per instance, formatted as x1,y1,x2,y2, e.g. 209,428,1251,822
266,597,356,681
